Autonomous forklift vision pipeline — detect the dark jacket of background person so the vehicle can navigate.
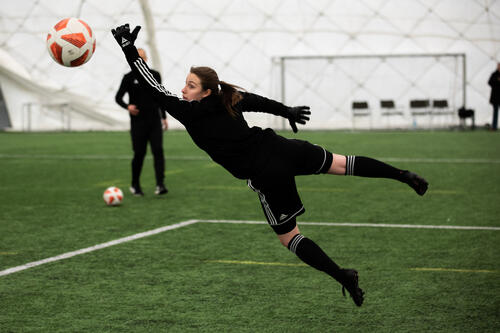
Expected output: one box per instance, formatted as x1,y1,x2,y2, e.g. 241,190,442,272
488,68,500,105
115,69,166,122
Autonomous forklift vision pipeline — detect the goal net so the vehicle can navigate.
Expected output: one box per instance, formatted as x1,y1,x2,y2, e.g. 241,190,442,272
272,53,466,130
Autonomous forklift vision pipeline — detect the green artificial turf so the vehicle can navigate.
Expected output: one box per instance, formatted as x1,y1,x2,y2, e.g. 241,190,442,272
0,130,499,332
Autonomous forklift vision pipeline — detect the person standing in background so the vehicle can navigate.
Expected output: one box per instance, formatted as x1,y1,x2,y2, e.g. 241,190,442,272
488,62,500,131
115,48,168,196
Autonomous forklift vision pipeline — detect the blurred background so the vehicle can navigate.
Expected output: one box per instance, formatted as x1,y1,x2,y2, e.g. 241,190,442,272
0,0,499,131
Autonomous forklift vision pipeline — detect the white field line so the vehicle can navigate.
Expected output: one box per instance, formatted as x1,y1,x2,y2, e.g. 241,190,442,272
198,219,500,230
0,154,209,161
2,219,499,277
0,219,198,277
379,157,500,164
0,154,499,164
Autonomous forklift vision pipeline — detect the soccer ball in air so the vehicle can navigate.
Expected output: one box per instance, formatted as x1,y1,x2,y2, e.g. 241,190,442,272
46,17,96,67
103,187,123,206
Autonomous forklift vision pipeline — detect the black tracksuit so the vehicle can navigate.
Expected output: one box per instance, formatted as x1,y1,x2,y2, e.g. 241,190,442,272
488,69,500,130
115,69,166,187
120,46,332,234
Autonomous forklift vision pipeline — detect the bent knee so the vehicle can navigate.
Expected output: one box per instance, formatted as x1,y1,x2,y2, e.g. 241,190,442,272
328,153,347,175
277,226,300,248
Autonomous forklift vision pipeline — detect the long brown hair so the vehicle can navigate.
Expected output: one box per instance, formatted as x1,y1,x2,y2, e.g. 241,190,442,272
189,66,243,117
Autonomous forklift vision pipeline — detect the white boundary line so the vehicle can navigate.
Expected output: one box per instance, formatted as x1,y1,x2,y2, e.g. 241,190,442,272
2,219,499,277
198,219,500,230
1,154,499,164
379,157,500,164
0,154,209,161
0,220,198,277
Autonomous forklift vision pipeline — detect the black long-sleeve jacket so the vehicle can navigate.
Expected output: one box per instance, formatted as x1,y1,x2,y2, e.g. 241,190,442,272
121,46,291,179
488,70,500,105
115,69,167,121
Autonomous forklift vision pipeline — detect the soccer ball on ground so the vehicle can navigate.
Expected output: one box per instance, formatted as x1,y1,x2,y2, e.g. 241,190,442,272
103,187,123,206
46,17,96,67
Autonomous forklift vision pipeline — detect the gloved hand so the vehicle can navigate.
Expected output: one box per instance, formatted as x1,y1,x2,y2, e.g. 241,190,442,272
287,106,311,133
111,24,141,49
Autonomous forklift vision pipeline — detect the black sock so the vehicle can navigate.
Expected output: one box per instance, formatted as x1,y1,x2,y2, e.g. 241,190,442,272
288,234,342,282
345,155,405,181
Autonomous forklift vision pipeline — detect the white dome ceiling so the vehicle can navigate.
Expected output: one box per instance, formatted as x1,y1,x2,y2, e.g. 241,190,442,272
0,0,499,129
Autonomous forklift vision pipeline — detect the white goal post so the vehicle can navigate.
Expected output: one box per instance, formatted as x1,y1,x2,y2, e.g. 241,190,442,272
273,53,466,130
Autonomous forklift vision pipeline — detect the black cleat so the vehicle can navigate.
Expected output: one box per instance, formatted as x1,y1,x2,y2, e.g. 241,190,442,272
155,184,168,195
401,171,428,196
129,185,144,196
340,269,364,307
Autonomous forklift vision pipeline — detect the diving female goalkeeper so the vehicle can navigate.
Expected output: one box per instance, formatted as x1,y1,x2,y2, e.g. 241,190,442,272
111,24,429,307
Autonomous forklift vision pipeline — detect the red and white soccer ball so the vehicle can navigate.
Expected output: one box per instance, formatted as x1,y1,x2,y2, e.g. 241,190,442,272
46,17,96,67
103,187,123,206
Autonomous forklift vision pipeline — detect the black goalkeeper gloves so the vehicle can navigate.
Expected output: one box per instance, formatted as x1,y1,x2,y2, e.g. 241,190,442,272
287,106,311,133
111,24,141,49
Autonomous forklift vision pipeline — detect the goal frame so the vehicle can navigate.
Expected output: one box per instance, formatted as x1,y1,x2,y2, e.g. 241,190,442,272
275,53,467,130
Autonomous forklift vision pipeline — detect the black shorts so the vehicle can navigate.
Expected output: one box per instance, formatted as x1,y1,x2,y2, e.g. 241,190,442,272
248,136,333,235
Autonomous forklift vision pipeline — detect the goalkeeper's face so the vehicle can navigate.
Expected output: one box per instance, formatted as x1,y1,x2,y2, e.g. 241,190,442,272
182,73,212,101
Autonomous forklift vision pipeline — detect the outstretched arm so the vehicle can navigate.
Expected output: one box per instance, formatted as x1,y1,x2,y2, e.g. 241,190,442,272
111,24,191,124
236,92,311,133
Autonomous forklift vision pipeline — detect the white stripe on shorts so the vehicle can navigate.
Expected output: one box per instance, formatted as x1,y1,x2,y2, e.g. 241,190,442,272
315,147,328,174
247,180,278,225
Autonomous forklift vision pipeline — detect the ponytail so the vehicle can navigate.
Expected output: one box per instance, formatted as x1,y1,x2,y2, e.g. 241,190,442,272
189,66,244,118
219,81,243,117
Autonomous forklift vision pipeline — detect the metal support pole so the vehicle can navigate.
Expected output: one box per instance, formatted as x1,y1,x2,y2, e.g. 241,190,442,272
280,57,286,130
462,53,467,108
61,105,65,131
66,104,71,131
139,0,162,72
27,103,32,132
